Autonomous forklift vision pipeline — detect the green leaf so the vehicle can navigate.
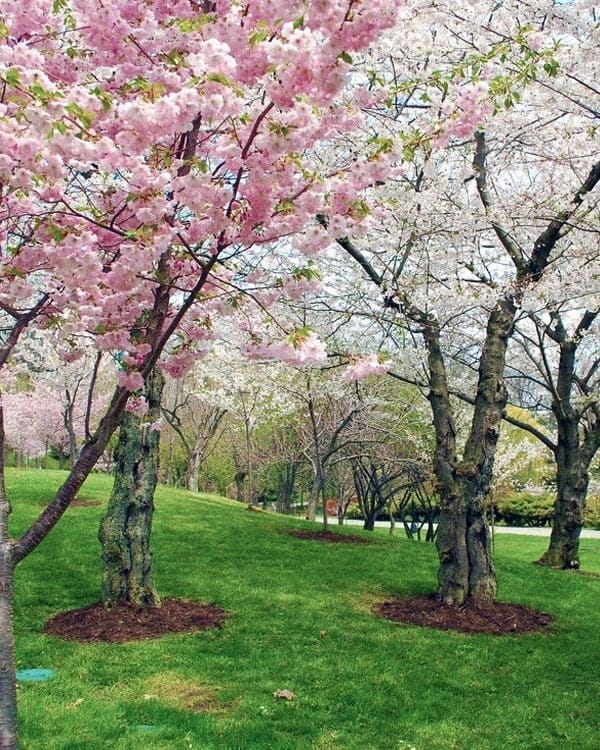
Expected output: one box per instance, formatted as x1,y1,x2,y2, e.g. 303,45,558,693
31,82,50,101
5,67,21,87
48,224,67,243
248,25,269,47
206,72,234,86
91,86,113,112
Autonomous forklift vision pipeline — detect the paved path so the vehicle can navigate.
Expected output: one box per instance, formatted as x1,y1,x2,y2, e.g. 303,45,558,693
315,518,600,539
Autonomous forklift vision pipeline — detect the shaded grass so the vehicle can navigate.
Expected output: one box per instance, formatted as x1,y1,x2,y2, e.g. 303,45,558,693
7,468,600,749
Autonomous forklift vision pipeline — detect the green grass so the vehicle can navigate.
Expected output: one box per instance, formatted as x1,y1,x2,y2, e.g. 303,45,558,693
7,468,600,750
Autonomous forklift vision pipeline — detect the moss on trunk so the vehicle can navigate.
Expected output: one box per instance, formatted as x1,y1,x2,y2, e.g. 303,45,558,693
99,369,164,607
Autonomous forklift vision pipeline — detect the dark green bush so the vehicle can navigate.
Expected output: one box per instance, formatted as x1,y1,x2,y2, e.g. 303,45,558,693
584,494,600,529
345,505,364,520
497,492,554,527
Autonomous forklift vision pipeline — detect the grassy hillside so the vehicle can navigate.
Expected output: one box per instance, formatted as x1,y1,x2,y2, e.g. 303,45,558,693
7,468,600,749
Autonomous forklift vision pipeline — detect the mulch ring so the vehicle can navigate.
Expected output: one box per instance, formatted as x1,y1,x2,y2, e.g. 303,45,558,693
375,594,553,635
44,598,227,643
289,529,374,544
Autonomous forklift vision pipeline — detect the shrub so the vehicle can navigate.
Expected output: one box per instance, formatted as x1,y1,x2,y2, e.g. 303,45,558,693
584,494,600,529
497,492,554,527
345,505,365,521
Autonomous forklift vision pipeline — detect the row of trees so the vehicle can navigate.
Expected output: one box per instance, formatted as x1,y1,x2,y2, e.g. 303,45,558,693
0,1,598,747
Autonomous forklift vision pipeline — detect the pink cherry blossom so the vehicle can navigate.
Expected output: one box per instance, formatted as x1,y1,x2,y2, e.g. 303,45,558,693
342,354,391,382
117,371,145,392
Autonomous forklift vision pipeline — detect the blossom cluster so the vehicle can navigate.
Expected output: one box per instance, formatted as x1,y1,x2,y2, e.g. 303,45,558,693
244,330,328,367
342,354,391,381
0,0,401,386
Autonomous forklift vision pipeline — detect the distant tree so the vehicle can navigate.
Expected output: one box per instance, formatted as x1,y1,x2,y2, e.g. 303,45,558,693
506,310,600,568
161,375,228,492
351,457,404,531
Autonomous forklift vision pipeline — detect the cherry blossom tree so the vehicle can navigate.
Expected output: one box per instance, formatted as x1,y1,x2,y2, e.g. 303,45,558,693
0,1,403,745
3,334,111,466
506,309,600,569
161,377,228,492
332,0,600,605
2,386,68,464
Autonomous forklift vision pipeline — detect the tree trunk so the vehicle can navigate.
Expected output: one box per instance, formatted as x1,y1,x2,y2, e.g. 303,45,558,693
276,463,296,514
434,469,497,604
305,473,322,523
539,442,588,569
186,444,203,493
305,387,328,528
363,513,378,531
234,470,246,503
63,389,79,467
99,368,164,607
0,398,17,750
539,483,586,569
0,260,209,746
426,300,514,605
0,541,16,750
539,330,599,569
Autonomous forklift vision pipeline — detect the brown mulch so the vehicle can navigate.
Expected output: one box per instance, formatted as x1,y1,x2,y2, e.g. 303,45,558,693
44,598,227,643
375,594,553,635
289,529,374,544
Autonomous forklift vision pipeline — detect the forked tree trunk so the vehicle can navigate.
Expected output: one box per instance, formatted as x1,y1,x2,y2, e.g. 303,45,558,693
434,464,498,603
184,408,226,492
538,325,600,570
426,300,514,605
99,368,164,607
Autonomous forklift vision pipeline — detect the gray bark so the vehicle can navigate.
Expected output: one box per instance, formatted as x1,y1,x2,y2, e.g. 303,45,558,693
63,387,79,467
184,408,226,492
186,444,204,492
540,478,587,569
425,300,515,605
305,473,323,524
275,463,297,514
538,314,600,568
305,392,326,526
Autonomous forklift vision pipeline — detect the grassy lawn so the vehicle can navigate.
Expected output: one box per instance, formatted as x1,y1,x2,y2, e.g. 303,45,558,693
7,468,600,750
